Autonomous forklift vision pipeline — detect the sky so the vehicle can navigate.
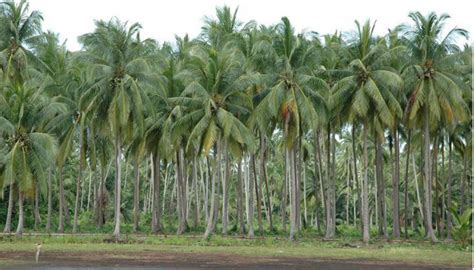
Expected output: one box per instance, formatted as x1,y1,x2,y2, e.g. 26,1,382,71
28,0,473,51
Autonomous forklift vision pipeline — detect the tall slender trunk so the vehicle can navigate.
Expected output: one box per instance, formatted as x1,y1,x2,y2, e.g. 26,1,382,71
392,126,400,238
346,159,351,225
281,150,288,232
97,161,110,228
58,166,66,233
222,149,230,234
316,131,325,230
460,154,467,213
362,121,370,243
73,157,83,233
204,157,211,222
440,140,446,237
193,155,200,229
237,157,245,234
432,137,441,237
34,181,41,230
289,146,297,240
3,184,14,233
303,161,308,226
403,130,412,239
246,154,255,238
162,164,169,214
296,142,303,230
313,132,322,229
423,109,437,242
16,191,24,236
252,154,263,235
212,145,221,233
204,140,221,238
325,125,336,239
86,169,93,212
177,147,188,234
133,158,141,232
152,151,162,234
330,131,336,231
446,138,453,239
260,136,273,231
112,136,122,240
351,124,361,232
93,170,98,214
375,135,387,238
374,165,378,229
222,141,231,235
413,155,424,222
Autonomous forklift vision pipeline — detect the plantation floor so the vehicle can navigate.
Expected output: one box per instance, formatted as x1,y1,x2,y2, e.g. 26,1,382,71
0,234,471,269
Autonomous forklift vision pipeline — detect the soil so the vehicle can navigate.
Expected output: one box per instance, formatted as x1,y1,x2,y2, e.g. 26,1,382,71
0,250,470,270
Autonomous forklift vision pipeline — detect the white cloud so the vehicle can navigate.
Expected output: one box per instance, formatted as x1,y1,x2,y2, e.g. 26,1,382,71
28,0,473,51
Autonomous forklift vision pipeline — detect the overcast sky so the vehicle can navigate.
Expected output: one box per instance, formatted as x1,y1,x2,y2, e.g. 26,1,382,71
28,0,472,51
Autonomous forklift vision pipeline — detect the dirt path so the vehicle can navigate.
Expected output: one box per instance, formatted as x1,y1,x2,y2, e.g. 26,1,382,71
1,250,469,270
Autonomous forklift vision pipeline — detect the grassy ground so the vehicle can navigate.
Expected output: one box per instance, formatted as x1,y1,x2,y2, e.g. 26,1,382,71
0,234,471,267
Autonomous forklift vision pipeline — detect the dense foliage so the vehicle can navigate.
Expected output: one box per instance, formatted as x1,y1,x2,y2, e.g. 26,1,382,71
0,0,472,245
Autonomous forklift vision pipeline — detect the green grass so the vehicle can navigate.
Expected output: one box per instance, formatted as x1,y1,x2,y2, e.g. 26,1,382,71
0,234,471,267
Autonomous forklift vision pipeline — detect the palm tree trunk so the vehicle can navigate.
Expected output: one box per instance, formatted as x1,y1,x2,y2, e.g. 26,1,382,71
446,138,453,239
330,131,336,231
392,126,400,238
177,147,188,234
432,137,441,237
252,154,263,235
316,131,325,230
281,150,288,232
403,130,412,239
423,109,437,242
352,124,361,232
73,158,83,233
260,136,273,232
97,162,105,227
296,143,302,230
303,161,308,227
16,191,24,236
312,132,321,224
346,159,351,225
34,181,41,230
413,155,424,222
222,149,230,235
86,169,93,212
204,140,221,238
3,184,14,233
289,146,297,240
204,157,211,222
58,166,66,233
193,155,200,229
247,154,255,238
237,157,245,234
325,125,336,239
362,121,370,243
376,138,388,239
133,158,141,232
460,154,467,213
113,136,123,240
222,150,230,235
152,151,162,234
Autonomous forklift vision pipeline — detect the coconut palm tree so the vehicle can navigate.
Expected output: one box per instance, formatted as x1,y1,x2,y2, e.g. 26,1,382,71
252,17,328,240
0,79,60,236
331,20,403,243
172,37,256,237
0,0,43,86
78,18,153,239
402,12,469,242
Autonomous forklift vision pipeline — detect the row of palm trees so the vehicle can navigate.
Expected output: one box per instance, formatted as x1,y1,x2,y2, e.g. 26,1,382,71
0,0,471,243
